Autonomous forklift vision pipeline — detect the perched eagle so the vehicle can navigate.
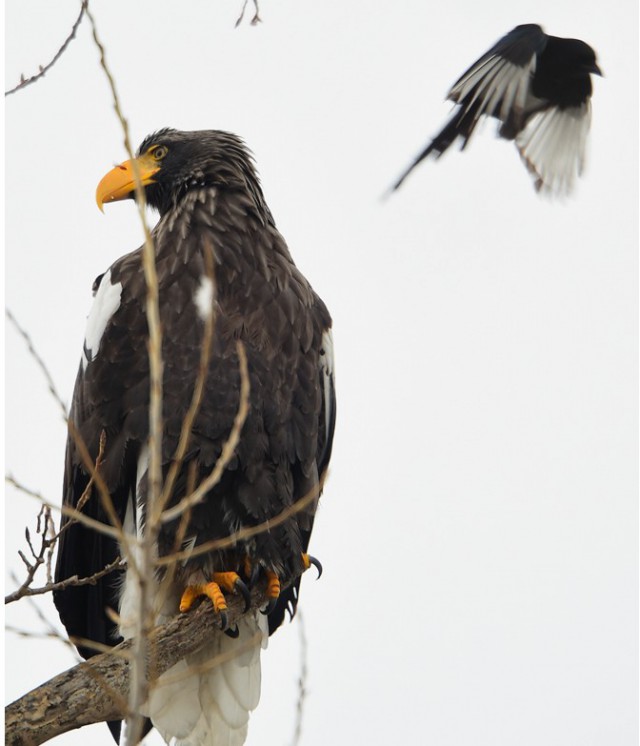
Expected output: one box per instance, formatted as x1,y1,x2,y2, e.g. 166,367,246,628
53,129,335,745
392,24,602,195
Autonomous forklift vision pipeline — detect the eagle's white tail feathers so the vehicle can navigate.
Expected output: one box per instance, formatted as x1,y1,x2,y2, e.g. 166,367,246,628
148,612,268,746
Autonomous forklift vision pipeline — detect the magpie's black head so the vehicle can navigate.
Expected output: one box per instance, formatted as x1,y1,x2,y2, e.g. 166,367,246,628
534,35,602,106
542,36,602,80
96,128,267,218
564,38,602,77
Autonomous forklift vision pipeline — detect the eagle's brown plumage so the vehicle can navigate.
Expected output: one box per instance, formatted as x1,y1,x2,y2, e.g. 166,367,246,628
54,129,335,744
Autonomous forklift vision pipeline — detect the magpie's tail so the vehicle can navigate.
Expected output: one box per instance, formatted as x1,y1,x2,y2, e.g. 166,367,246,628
391,100,483,191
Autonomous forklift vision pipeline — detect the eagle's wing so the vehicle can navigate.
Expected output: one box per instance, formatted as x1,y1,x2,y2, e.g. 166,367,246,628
54,264,140,661
267,316,335,634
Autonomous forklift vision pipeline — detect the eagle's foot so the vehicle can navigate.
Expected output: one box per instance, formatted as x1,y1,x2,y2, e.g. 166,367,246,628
179,571,250,630
213,571,251,612
263,569,281,614
260,555,322,614
302,553,323,578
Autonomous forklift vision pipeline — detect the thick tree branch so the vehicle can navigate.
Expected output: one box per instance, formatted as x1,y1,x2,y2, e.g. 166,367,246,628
5,582,272,745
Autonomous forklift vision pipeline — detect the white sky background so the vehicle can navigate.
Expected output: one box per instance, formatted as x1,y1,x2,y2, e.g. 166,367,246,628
4,1,638,745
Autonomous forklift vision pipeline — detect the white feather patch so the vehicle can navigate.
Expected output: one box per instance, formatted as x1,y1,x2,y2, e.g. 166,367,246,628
148,612,267,746
117,496,142,641
194,275,215,322
516,103,591,195
320,330,335,439
451,54,536,122
148,659,203,742
82,268,122,368
117,444,152,640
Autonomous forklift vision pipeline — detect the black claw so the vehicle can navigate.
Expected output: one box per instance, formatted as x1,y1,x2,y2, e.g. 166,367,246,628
224,624,239,638
235,578,251,613
261,597,277,615
219,610,228,630
308,554,323,579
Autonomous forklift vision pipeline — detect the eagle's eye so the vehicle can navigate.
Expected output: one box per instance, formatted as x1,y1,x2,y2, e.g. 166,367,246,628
150,145,168,161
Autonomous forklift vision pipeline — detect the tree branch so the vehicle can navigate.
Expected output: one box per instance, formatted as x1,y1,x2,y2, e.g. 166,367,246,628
235,0,262,27
5,1,88,97
5,582,271,745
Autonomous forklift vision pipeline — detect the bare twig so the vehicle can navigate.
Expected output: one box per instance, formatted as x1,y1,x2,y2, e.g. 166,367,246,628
157,469,326,566
6,306,131,557
5,557,124,604
44,509,56,584
5,308,67,417
5,626,63,641
291,608,308,746
235,0,262,27
5,506,56,604
6,474,122,540
85,9,161,742
5,1,88,97
7,426,128,556
66,421,129,546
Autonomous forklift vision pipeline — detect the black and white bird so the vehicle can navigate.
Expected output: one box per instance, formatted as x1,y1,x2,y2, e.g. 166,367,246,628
54,129,335,745
392,24,602,195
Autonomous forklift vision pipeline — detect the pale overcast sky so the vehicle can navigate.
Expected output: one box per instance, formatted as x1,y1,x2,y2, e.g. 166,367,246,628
5,1,638,745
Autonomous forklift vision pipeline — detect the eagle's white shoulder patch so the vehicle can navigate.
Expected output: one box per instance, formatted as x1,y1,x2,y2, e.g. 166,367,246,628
194,275,215,321
82,268,122,368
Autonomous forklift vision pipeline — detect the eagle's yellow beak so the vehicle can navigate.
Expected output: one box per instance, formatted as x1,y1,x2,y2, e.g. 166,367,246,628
96,153,161,212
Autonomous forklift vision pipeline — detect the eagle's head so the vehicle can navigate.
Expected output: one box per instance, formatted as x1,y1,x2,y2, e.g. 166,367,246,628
96,128,266,217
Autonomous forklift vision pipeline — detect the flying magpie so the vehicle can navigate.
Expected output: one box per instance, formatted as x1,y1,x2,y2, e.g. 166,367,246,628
392,24,602,195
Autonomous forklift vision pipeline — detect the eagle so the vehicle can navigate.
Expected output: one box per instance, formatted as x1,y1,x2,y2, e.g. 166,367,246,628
392,24,602,195
53,128,335,745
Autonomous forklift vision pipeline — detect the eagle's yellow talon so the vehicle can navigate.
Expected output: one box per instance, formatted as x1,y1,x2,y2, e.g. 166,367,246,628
213,571,242,594
179,584,205,612
179,581,227,615
265,570,281,600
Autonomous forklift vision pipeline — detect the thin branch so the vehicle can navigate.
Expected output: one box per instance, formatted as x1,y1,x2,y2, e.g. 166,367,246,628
5,303,135,562
5,506,55,604
6,473,122,540
5,557,124,604
66,421,132,552
5,308,67,417
85,9,161,743
157,468,326,566
235,0,262,27
5,1,88,97
291,609,308,746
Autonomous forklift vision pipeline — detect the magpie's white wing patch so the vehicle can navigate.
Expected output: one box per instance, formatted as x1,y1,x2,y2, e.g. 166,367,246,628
516,103,591,195
450,53,537,124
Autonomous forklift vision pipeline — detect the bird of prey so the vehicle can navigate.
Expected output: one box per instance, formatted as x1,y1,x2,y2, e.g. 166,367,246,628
53,129,335,745
392,24,602,195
